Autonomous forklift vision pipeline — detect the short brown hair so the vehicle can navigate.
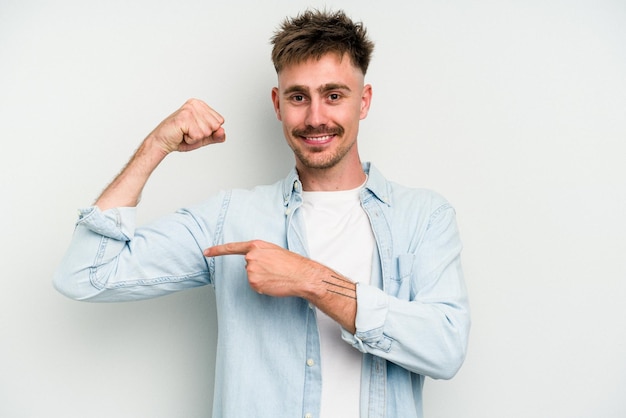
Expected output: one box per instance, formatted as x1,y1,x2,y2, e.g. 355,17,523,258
270,9,375,75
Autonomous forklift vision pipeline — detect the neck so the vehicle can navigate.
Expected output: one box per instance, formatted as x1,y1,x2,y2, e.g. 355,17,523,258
298,156,366,192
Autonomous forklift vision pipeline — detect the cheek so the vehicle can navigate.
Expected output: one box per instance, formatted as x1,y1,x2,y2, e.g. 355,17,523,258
280,108,302,127
279,114,299,136
339,107,361,128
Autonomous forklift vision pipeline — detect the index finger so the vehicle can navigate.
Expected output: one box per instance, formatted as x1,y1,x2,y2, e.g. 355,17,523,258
203,241,253,257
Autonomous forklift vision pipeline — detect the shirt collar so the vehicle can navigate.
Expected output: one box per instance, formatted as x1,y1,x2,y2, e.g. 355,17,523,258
362,162,392,206
282,162,391,207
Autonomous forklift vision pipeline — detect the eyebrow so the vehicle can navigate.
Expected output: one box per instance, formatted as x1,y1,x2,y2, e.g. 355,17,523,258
283,83,352,96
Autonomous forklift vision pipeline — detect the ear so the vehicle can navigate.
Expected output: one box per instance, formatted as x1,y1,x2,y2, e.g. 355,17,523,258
271,87,282,121
359,84,373,120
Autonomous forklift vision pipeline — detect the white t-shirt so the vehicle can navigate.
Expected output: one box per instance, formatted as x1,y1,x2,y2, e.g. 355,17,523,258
301,180,375,418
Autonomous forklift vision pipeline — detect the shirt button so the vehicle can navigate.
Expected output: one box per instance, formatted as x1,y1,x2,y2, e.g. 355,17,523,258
308,303,314,309
306,358,315,367
304,414,312,418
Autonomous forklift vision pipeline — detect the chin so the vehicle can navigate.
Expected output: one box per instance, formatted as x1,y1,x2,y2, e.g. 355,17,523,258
299,156,342,170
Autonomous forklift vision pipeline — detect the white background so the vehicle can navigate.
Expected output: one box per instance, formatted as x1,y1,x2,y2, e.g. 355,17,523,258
1,0,625,417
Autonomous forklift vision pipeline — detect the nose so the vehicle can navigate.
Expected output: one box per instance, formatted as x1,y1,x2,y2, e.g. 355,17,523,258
304,98,327,128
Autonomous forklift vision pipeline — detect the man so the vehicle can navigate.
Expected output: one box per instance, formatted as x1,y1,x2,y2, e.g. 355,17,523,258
54,9,470,418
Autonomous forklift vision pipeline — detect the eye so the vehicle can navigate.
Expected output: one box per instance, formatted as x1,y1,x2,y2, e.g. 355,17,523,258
291,94,306,102
328,93,341,101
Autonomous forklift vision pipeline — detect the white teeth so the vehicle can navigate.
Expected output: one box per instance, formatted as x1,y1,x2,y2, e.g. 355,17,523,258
305,135,333,142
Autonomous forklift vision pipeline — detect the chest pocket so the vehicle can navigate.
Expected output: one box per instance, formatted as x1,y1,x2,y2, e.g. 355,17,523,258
386,253,415,300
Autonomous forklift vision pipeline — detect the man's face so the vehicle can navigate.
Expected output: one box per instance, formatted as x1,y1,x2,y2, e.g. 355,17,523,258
272,53,372,171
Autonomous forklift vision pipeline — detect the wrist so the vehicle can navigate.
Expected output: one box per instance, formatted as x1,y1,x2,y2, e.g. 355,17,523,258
142,133,173,160
302,264,356,303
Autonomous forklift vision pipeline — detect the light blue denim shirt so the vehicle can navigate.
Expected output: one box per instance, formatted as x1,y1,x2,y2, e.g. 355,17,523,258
54,162,470,418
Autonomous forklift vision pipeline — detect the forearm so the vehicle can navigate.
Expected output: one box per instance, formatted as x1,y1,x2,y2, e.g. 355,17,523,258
300,264,358,334
95,137,168,211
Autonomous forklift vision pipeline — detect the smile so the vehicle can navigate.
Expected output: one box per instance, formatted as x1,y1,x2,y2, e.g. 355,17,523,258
302,134,335,142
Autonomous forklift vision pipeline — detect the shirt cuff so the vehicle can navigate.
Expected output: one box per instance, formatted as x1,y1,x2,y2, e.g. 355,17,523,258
341,284,392,353
76,206,137,241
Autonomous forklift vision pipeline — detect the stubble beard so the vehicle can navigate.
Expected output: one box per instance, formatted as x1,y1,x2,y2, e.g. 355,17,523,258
290,125,353,170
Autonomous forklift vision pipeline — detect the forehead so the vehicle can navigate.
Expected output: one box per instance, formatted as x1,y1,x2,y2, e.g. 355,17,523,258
277,53,364,89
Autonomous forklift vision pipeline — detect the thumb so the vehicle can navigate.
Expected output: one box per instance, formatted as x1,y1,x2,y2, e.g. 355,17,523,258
211,126,226,143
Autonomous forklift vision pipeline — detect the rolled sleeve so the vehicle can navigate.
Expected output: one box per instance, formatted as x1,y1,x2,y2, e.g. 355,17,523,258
341,284,392,352
77,206,136,241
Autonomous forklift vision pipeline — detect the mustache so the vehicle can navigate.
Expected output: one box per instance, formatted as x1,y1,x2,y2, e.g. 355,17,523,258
292,125,344,137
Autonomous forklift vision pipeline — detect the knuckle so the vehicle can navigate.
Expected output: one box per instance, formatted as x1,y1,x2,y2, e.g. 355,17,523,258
249,239,264,249
184,98,201,107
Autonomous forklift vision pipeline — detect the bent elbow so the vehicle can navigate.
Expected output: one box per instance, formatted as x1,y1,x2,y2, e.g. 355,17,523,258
431,348,467,380
53,273,81,301
431,324,470,380
52,264,102,302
